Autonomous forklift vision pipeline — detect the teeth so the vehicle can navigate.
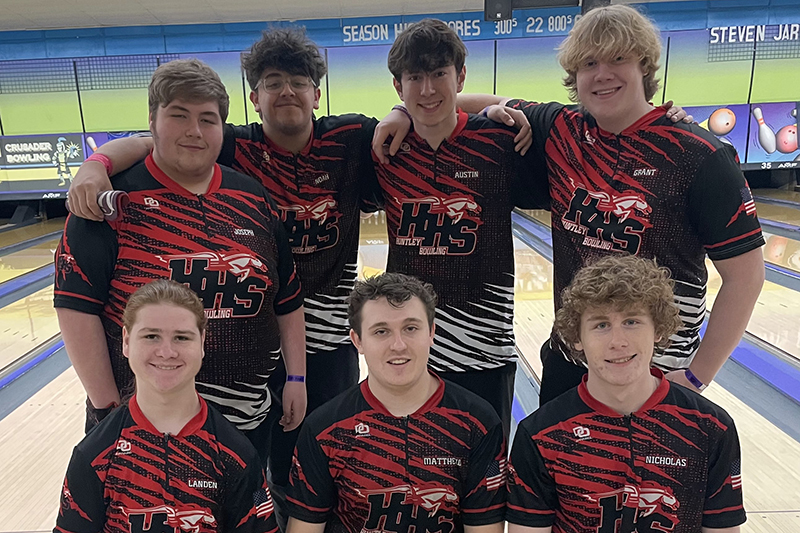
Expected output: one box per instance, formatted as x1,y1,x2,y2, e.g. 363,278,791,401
154,365,179,370
420,103,440,109
596,89,618,95
388,359,410,365
608,355,635,364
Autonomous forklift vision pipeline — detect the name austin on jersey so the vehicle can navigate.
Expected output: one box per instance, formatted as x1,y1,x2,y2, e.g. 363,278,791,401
562,184,653,254
156,251,272,319
279,195,341,254
395,183,483,256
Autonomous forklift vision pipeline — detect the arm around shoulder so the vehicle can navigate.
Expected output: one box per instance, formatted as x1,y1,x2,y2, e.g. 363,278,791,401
286,518,325,533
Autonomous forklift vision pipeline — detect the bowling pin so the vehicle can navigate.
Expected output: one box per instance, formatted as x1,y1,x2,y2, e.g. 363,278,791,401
753,107,777,153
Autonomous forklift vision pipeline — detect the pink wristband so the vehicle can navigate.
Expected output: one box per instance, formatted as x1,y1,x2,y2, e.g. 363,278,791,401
85,152,113,176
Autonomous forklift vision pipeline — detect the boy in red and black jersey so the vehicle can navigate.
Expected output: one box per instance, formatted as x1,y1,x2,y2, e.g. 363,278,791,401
456,5,764,404
371,19,547,438
287,273,506,533
54,59,306,453
507,256,746,533
54,280,278,533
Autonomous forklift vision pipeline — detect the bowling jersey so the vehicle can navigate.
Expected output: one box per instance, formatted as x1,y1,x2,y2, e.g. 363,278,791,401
54,395,278,533
507,369,746,532
287,375,507,533
373,110,546,372
219,115,378,355
54,155,303,430
509,100,765,369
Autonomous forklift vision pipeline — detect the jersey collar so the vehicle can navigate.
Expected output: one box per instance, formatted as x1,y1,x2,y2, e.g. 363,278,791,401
590,106,667,138
577,367,669,417
258,120,316,157
360,371,446,417
129,393,209,436
145,153,222,197
408,109,469,149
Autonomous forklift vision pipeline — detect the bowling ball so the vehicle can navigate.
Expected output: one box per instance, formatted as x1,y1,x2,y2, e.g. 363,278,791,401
775,124,798,154
765,235,788,262
708,108,736,136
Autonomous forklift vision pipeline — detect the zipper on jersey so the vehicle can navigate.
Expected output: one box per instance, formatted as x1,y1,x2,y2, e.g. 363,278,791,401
610,136,622,180
196,195,212,237
163,434,172,493
402,416,410,482
433,152,439,184
624,415,636,472
292,155,300,192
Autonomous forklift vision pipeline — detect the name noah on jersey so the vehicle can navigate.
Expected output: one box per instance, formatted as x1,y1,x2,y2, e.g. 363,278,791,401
645,456,687,467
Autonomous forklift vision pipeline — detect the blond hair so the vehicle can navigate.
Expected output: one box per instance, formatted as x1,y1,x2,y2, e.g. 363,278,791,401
557,5,661,103
554,255,682,364
123,279,207,333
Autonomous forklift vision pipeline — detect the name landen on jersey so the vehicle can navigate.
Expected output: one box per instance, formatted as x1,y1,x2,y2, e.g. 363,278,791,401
189,479,219,489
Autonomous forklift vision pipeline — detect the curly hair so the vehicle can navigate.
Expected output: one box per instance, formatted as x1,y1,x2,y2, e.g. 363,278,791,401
348,272,437,337
241,27,327,90
557,4,661,103
554,255,682,363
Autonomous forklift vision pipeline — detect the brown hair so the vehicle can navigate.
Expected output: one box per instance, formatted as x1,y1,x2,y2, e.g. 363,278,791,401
557,5,661,102
123,279,207,334
348,272,437,336
388,19,467,82
148,58,230,121
554,255,682,363
241,27,327,90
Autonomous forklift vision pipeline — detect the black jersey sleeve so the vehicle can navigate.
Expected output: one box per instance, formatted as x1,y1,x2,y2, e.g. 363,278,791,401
702,418,747,528
224,461,279,533
505,421,558,527
53,215,118,315
53,447,106,533
264,193,304,315
286,422,336,523
219,124,238,167
461,418,507,525
688,146,765,261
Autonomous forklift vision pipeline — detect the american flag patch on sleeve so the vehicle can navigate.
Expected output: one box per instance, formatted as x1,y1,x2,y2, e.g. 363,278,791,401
485,458,507,491
730,458,742,490
740,187,757,216
253,487,274,518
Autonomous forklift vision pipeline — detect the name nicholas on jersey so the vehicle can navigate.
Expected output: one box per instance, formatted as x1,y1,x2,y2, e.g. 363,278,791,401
645,456,688,467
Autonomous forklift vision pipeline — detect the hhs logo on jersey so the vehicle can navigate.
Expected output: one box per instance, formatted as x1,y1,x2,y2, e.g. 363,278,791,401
156,251,271,319
562,187,652,254
123,505,217,533
396,194,483,255
355,483,458,533
588,482,680,532
280,196,341,254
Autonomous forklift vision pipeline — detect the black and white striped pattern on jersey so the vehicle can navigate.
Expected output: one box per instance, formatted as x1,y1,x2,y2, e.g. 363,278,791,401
304,262,358,354
428,281,517,372
657,279,705,370
197,347,280,431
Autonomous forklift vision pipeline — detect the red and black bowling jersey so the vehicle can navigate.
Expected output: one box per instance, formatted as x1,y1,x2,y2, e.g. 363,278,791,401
507,369,746,532
219,115,378,355
287,375,507,533
54,395,278,533
510,100,765,369
54,155,303,430
373,110,543,372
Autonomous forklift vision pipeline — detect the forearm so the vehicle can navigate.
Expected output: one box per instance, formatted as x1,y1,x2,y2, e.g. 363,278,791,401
693,251,764,383
286,518,325,533
56,308,119,407
95,136,153,176
457,94,509,114
277,306,307,377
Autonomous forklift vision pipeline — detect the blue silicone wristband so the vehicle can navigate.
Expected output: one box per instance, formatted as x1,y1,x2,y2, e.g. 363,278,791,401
286,375,305,383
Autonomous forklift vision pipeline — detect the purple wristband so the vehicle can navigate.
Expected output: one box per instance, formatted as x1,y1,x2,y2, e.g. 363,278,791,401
392,104,413,123
286,375,305,383
683,368,706,391
481,106,491,118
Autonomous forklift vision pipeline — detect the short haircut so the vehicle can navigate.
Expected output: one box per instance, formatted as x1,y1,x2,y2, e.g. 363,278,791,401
388,19,467,82
347,272,438,337
123,279,207,334
241,27,327,90
148,58,230,122
554,255,682,363
557,4,662,103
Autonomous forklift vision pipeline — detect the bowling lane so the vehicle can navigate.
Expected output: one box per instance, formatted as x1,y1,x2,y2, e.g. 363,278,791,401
0,218,64,250
753,189,800,207
0,237,59,285
0,285,59,370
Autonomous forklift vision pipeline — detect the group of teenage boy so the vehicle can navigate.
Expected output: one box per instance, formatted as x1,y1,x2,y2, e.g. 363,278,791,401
54,4,764,533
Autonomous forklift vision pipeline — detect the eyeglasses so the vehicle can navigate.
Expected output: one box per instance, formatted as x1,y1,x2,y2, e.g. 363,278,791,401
258,76,317,94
